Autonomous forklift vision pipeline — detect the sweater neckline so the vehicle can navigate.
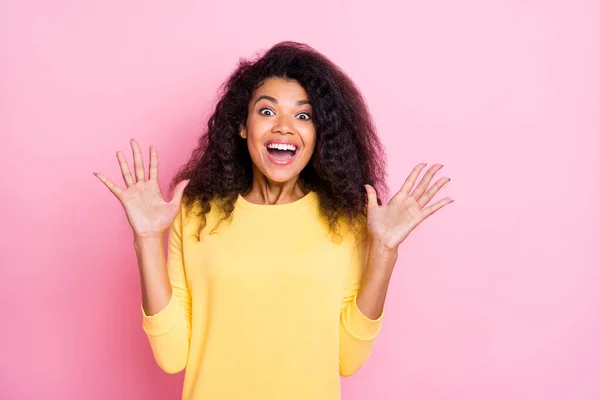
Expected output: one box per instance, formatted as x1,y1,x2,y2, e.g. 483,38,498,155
235,191,318,214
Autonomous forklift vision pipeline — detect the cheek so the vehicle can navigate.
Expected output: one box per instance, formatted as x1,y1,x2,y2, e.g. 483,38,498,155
302,129,317,156
245,125,264,148
247,117,271,139
247,136,264,161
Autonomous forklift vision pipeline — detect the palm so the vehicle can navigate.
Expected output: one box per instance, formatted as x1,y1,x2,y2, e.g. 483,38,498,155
368,193,423,247
94,139,190,236
120,181,180,235
365,163,453,250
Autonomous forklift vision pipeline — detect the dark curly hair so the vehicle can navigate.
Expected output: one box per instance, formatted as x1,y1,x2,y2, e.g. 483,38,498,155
171,41,387,239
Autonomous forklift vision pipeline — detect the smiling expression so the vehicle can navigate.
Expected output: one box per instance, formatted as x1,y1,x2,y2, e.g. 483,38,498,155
240,77,316,184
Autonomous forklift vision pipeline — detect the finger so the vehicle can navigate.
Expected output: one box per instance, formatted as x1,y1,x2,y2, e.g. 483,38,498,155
148,145,158,182
364,184,378,211
116,151,135,187
94,172,123,198
422,198,454,220
417,177,451,208
131,139,146,182
411,164,444,200
169,179,190,206
398,163,428,196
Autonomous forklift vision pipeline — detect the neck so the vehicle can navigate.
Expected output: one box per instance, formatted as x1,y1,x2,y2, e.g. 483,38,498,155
243,171,308,205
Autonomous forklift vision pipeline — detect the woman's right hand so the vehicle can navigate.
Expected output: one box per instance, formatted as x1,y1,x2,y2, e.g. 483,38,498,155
94,139,190,237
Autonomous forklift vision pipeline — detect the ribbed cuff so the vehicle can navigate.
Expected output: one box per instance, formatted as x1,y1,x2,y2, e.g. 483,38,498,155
141,293,181,336
342,296,384,341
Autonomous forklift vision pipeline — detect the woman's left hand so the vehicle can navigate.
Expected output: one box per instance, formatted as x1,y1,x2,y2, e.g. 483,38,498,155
365,163,454,251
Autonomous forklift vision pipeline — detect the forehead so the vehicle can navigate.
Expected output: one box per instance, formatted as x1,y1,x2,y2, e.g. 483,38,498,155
252,77,309,100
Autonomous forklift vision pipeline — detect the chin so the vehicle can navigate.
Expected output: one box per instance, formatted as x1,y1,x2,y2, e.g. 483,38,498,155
262,167,302,184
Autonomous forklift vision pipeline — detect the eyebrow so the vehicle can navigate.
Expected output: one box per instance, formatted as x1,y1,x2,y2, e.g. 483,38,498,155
253,95,310,106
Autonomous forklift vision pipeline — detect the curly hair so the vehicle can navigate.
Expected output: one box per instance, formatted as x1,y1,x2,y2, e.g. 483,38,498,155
170,41,387,239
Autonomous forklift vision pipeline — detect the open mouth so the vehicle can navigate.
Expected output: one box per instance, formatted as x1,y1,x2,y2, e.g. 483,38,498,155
265,142,298,164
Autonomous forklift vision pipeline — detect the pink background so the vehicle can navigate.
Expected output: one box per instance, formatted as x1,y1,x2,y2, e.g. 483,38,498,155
1,0,599,399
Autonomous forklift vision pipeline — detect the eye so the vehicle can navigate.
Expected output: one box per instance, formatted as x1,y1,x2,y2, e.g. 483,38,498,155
259,108,275,116
296,112,311,120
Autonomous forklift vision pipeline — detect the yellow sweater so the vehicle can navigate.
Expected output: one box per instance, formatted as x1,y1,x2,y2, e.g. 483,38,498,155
141,191,383,400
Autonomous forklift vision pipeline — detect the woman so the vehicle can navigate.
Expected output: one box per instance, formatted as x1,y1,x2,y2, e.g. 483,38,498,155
94,41,453,399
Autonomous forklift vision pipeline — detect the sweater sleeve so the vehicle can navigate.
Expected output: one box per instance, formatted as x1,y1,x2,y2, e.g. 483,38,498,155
338,237,383,377
141,208,192,374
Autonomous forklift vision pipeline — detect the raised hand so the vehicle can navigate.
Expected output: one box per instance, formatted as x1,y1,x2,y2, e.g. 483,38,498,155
94,139,190,237
365,163,453,251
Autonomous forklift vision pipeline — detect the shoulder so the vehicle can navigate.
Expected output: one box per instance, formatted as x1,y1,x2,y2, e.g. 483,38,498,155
176,197,231,240
326,214,368,252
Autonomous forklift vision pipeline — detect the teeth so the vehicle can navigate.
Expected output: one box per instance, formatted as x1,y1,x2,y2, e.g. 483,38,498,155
267,143,297,151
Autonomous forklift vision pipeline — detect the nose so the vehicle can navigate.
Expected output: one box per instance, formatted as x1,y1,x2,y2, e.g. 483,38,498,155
271,114,295,135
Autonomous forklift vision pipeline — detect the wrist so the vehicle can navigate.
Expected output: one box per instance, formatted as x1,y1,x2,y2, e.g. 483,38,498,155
369,236,399,256
367,241,398,273
133,231,165,247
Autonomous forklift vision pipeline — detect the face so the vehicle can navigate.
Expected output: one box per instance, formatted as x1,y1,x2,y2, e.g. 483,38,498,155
240,77,316,184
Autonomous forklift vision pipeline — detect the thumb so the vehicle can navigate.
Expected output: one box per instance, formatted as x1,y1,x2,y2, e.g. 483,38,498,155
364,184,378,211
170,179,190,206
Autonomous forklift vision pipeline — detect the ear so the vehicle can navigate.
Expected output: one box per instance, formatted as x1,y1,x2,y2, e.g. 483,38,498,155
239,123,247,139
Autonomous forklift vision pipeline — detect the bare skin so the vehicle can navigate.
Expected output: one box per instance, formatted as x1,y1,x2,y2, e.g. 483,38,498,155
94,139,189,315
239,78,316,205
94,82,454,320
95,140,453,320
357,163,454,318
